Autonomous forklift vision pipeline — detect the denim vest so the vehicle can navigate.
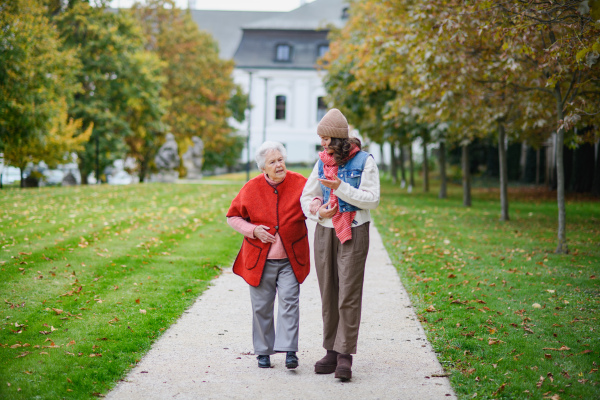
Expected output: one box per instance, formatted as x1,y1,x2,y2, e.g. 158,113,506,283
318,151,371,213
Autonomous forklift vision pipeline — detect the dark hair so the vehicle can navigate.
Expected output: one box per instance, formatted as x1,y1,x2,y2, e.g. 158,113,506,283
328,137,362,166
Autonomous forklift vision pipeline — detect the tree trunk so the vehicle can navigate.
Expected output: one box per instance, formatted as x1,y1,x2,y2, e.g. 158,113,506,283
139,158,147,183
422,136,429,192
554,90,568,254
408,144,415,193
78,158,89,185
19,167,24,188
536,147,541,185
592,140,600,197
390,142,398,184
498,122,509,221
379,144,387,173
399,144,406,187
438,141,447,199
462,143,471,207
519,141,528,182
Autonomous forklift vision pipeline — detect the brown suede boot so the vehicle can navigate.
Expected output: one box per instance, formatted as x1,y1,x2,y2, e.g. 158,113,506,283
314,350,339,374
335,353,352,381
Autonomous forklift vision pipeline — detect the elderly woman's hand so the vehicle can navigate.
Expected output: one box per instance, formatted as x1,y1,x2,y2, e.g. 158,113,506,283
318,200,338,219
254,225,277,244
309,198,322,215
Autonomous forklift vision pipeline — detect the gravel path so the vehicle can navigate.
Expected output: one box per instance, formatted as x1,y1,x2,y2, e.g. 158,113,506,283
106,221,456,400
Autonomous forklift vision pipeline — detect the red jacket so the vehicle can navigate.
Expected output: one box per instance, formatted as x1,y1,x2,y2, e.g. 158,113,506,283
226,171,310,287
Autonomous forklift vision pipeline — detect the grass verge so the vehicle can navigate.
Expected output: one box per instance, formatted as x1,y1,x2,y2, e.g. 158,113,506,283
0,182,242,399
373,176,599,399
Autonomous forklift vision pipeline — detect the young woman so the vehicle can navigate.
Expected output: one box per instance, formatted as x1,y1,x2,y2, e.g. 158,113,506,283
301,109,380,381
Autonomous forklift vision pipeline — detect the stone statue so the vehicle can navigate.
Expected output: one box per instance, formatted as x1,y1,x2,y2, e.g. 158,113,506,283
183,136,204,179
152,133,180,183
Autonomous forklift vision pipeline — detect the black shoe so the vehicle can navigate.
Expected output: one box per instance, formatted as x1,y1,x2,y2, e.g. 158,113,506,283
257,355,271,368
285,351,299,369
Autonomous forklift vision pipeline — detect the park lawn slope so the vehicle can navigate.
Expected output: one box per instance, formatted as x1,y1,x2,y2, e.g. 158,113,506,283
374,178,600,400
0,183,242,399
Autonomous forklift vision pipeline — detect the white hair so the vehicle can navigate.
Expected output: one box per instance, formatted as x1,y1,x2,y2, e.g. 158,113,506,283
255,141,287,170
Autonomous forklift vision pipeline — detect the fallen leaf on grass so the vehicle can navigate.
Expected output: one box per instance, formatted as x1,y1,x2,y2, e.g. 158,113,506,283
536,376,545,388
545,354,552,359
492,383,507,396
67,340,75,346
39,331,51,335
547,372,554,383
532,303,541,309
139,309,146,314
15,352,29,358
108,318,119,324
543,346,570,351
488,338,503,345
89,353,102,357
52,308,63,315
523,326,535,334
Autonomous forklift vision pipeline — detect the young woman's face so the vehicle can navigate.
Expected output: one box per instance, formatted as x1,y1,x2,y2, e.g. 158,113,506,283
320,136,334,154
262,150,287,183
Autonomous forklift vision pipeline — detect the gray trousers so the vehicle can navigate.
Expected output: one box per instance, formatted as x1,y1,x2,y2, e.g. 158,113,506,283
249,259,300,355
315,222,370,354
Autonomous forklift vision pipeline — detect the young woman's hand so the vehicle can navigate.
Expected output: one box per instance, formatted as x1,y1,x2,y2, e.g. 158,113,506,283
318,176,342,190
318,200,338,219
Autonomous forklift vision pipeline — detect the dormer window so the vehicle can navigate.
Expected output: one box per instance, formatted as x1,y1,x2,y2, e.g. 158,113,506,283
341,7,350,19
317,44,329,59
275,44,292,62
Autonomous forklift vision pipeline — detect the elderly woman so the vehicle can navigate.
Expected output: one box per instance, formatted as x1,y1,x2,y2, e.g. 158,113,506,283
226,141,310,369
301,109,380,381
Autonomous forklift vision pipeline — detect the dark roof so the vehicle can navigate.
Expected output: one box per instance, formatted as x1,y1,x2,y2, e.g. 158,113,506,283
233,29,329,70
189,10,283,59
242,0,348,30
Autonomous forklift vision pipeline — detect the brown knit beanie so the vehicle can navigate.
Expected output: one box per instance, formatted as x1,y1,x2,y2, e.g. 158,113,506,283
317,108,349,138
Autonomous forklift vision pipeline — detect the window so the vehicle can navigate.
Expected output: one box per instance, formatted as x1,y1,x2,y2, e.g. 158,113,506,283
341,7,350,20
316,97,327,122
275,44,292,62
317,44,329,59
275,95,287,120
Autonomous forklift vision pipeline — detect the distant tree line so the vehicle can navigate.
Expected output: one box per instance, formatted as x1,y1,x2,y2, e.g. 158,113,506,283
0,0,247,186
322,0,600,254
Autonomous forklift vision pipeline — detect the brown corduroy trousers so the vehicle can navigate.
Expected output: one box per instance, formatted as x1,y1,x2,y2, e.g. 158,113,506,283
314,222,370,354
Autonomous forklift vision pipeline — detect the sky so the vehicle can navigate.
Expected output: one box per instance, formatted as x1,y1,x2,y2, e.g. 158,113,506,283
109,0,316,11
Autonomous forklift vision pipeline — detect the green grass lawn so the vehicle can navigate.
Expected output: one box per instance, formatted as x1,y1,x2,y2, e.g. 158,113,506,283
373,175,600,399
0,183,242,399
1,172,598,400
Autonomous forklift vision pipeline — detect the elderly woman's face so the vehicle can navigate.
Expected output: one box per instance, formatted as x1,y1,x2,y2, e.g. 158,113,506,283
320,136,334,154
262,150,287,183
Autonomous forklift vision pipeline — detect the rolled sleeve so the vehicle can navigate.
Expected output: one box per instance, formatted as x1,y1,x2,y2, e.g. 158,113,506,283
227,216,257,238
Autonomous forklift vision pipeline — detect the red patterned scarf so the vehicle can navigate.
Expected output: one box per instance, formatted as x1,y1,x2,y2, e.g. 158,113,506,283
319,145,360,243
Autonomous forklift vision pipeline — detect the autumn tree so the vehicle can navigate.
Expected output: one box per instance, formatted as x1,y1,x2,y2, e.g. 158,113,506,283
54,1,156,184
490,1,600,253
130,0,245,172
0,0,84,187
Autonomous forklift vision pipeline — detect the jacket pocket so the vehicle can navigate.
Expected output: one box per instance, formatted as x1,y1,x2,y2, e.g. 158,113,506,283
342,169,362,188
242,238,262,270
291,233,309,266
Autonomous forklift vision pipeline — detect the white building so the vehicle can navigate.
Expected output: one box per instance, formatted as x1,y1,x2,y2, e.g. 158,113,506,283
190,0,390,166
